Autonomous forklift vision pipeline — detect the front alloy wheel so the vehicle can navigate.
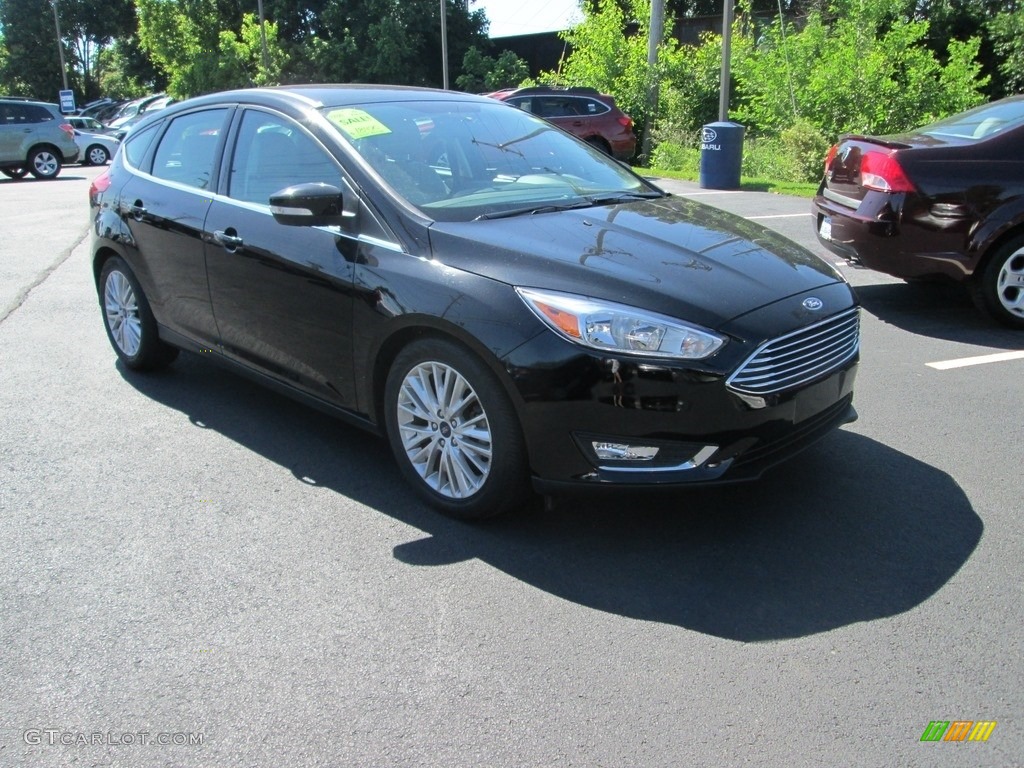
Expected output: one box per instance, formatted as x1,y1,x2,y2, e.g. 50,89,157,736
385,339,529,519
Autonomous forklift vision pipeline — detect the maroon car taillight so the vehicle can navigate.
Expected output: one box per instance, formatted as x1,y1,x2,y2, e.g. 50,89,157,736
59,122,75,141
618,116,633,131
824,144,838,175
859,150,915,193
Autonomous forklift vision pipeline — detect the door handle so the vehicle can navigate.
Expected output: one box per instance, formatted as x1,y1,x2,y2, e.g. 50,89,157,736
214,230,244,250
128,201,146,220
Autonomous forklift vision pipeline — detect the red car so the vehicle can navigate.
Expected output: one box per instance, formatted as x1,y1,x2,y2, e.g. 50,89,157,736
488,86,637,161
813,96,1024,328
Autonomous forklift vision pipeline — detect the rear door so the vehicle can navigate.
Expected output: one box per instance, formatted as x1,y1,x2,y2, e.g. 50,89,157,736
117,107,229,343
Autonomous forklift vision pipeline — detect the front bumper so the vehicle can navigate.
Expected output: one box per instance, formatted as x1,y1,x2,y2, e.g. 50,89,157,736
505,330,859,490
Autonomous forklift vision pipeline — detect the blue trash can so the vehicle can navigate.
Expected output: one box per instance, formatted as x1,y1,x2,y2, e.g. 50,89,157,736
699,121,745,190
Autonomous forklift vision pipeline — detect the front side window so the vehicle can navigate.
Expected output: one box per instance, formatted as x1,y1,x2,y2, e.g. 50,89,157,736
227,110,342,204
151,109,228,190
321,99,654,222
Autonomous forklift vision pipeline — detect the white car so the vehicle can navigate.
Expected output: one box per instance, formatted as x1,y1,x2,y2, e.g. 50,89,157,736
74,130,120,166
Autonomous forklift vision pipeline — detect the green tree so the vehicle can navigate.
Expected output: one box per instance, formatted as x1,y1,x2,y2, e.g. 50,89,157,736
456,46,529,93
730,0,988,139
988,8,1024,95
136,0,282,97
0,0,65,99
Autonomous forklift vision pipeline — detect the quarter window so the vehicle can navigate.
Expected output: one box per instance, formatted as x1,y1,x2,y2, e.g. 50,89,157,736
151,109,228,190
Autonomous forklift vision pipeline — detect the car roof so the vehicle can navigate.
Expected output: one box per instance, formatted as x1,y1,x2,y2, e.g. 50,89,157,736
179,84,492,111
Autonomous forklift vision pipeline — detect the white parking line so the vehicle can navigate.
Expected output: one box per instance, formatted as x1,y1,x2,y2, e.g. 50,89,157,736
926,350,1024,370
747,213,813,220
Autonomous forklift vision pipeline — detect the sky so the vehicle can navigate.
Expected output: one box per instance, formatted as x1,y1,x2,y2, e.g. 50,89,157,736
474,0,582,38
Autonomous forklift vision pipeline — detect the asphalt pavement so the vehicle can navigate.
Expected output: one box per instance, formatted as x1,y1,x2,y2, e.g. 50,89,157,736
1,168,1021,767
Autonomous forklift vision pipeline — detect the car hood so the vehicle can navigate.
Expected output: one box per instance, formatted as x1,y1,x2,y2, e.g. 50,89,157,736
427,195,846,332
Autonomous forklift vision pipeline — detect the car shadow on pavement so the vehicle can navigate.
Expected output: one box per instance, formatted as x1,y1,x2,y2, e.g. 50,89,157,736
121,352,982,643
854,279,1024,348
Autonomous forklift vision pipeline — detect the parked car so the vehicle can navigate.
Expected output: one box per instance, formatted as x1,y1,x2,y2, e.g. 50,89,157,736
488,86,637,160
74,129,119,165
813,95,1024,328
67,115,116,134
111,96,175,141
0,97,79,179
106,93,168,130
90,85,859,519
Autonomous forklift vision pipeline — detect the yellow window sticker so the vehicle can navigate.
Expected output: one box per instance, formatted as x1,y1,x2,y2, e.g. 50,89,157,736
327,108,392,140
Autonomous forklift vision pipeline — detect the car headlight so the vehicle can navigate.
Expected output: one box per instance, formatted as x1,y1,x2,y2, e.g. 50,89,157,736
516,287,726,360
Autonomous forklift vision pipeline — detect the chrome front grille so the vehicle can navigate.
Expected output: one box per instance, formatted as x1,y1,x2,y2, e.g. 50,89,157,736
727,308,860,396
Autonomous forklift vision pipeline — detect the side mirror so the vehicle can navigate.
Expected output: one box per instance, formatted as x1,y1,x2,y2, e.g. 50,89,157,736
269,182,345,227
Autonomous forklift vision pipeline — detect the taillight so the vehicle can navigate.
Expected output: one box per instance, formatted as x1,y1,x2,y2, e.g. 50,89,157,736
824,144,838,175
618,116,633,130
859,150,915,193
59,122,75,141
89,168,112,203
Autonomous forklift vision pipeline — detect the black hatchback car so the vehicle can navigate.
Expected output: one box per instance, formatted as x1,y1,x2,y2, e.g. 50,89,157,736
90,85,860,519
813,96,1024,328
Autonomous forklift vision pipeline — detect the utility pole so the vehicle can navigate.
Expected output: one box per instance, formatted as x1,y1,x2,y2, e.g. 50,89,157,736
257,0,270,74
718,0,733,121
440,0,449,90
51,0,69,91
641,0,665,163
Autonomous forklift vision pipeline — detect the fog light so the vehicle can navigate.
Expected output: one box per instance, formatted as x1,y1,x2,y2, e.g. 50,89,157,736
592,442,660,461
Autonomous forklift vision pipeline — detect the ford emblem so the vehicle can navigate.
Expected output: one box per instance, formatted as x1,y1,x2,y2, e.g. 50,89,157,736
802,297,824,311
701,127,718,143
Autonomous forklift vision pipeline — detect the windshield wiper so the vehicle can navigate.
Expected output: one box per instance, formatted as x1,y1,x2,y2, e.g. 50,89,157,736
584,191,667,205
474,200,594,220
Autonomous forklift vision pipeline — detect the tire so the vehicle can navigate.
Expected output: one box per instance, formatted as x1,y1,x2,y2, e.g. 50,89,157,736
970,234,1024,329
2,167,28,180
98,257,179,370
27,147,61,179
384,338,530,519
586,137,612,155
85,144,110,166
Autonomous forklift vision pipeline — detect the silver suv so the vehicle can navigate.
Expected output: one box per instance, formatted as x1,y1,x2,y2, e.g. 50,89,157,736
0,98,80,180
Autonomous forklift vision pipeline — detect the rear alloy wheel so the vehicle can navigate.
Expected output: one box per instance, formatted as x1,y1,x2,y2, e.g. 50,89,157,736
972,235,1024,329
27,147,61,179
2,167,28,180
85,144,110,165
384,339,530,519
99,257,179,370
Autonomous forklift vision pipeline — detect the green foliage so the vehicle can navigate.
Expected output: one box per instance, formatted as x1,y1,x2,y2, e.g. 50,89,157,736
727,1,988,140
136,0,283,98
988,9,1024,96
456,48,530,93
0,0,65,99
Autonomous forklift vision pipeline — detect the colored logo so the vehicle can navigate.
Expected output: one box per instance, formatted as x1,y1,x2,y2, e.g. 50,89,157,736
802,297,824,311
920,720,996,742
701,127,718,143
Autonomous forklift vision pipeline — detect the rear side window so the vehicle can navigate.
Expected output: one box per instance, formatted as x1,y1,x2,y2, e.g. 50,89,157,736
0,103,53,124
152,109,228,190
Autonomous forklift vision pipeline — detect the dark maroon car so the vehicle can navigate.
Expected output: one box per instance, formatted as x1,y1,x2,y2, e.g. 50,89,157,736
488,86,637,161
813,96,1024,328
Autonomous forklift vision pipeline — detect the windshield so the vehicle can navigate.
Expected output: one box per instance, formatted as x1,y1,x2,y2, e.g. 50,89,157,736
320,99,656,222
918,97,1024,141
